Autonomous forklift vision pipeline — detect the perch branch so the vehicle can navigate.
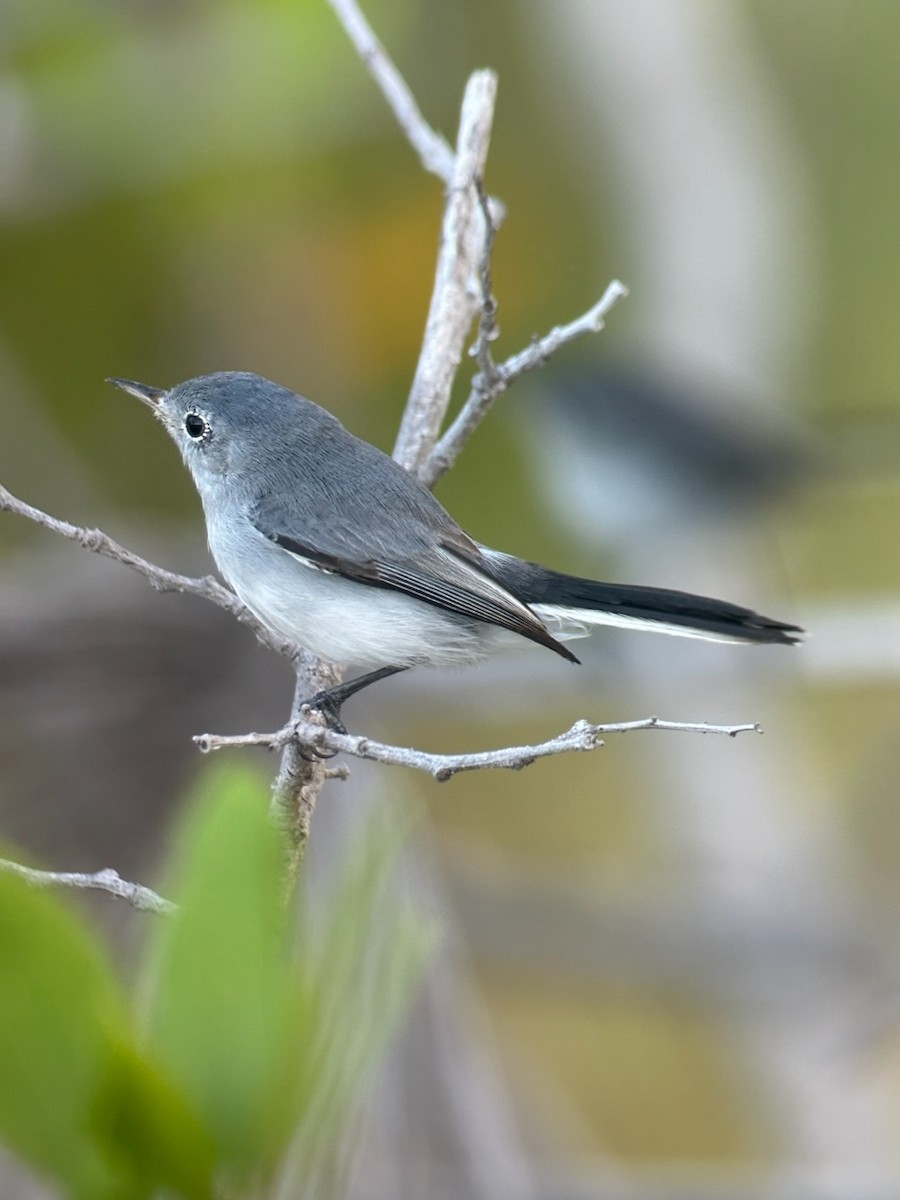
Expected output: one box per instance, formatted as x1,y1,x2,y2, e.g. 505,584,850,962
0,484,292,658
195,716,762,782
424,278,629,487
0,858,175,916
269,657,344,882
268,66,498,870
325,0,455,183
393,69,498,474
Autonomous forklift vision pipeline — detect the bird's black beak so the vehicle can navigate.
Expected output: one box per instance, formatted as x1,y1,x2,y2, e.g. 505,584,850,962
106,377,166,409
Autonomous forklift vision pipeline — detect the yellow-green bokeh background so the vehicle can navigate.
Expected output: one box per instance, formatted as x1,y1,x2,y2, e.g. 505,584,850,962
1,0,899,1187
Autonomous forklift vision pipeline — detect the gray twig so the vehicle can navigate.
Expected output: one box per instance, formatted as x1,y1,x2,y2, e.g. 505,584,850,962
0,484,291,658
424,278,629,487
469,177,502,391
393,70,498,474
269,657,343,880
195,716,762,781
0,858,175,916
325,0,455,183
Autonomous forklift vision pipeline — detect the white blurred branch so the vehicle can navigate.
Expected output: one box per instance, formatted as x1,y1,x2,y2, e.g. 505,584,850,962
0,858,175,916
325,2,630,486
796,600,900,680
325,0,455,183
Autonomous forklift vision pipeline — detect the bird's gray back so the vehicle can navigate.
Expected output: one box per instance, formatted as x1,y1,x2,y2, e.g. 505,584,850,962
242,396,467,564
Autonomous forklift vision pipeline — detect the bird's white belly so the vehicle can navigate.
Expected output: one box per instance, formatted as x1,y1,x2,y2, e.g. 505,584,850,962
207,517,486,669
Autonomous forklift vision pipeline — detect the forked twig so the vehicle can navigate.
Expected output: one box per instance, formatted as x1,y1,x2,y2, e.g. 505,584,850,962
195,716,762,781
424,279,629,487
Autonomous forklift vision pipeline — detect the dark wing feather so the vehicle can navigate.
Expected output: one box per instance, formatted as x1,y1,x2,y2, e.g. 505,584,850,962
253,524,578,663
247,416,576,661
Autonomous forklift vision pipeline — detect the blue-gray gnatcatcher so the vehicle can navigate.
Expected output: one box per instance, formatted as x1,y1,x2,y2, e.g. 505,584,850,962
109,372,801,728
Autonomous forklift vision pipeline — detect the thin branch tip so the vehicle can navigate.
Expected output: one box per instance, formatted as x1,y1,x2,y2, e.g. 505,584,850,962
0,858,175,916
323,764,352,781
325,0,455,182
604,277,630,303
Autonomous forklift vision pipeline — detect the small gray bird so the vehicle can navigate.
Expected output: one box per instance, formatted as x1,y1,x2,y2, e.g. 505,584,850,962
109,372,801,728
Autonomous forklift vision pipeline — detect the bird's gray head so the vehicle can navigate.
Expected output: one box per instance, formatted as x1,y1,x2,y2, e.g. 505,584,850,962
108,371,326,493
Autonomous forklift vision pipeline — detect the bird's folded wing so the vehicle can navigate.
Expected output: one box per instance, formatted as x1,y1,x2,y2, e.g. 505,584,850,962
250,515,577,661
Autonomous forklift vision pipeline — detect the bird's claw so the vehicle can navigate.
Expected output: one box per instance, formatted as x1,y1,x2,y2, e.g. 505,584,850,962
300,691,348,737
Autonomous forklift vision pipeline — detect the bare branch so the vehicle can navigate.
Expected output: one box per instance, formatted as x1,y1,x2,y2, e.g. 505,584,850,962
195,715,762,781
262,58,501,870
498,278,630,384
0,858,175,916
393,69,498,474
469,177,502,391
0,483,292,658
325,0,455,183
423,278,630,487
268,658,344,880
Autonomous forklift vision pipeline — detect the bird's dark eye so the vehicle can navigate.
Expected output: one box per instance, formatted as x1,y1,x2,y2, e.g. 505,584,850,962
184,413,207,439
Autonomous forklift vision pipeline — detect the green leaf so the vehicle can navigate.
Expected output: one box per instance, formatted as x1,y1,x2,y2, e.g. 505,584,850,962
143,761,292,1177
0,865,124,1196
143,767,430,1192
285,811,432,1178
93,1039,217,1200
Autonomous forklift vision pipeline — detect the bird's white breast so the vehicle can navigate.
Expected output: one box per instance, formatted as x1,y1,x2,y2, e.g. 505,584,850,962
205,510,488,669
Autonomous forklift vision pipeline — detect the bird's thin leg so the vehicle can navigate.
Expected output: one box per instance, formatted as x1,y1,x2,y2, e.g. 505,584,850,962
303,666,409,735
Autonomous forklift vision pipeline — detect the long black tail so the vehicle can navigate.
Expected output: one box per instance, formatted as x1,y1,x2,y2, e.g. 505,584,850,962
482,551,803,646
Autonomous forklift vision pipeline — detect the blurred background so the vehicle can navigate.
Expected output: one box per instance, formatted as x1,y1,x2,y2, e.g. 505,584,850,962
1,1,899,1197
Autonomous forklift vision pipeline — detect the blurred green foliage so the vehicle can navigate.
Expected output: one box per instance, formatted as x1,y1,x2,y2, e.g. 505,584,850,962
0,763,427,1198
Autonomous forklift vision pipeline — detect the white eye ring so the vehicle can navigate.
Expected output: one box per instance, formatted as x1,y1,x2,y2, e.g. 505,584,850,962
184,412,208,439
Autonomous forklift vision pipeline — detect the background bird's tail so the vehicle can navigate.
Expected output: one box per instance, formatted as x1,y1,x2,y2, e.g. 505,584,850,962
482,550,803,647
